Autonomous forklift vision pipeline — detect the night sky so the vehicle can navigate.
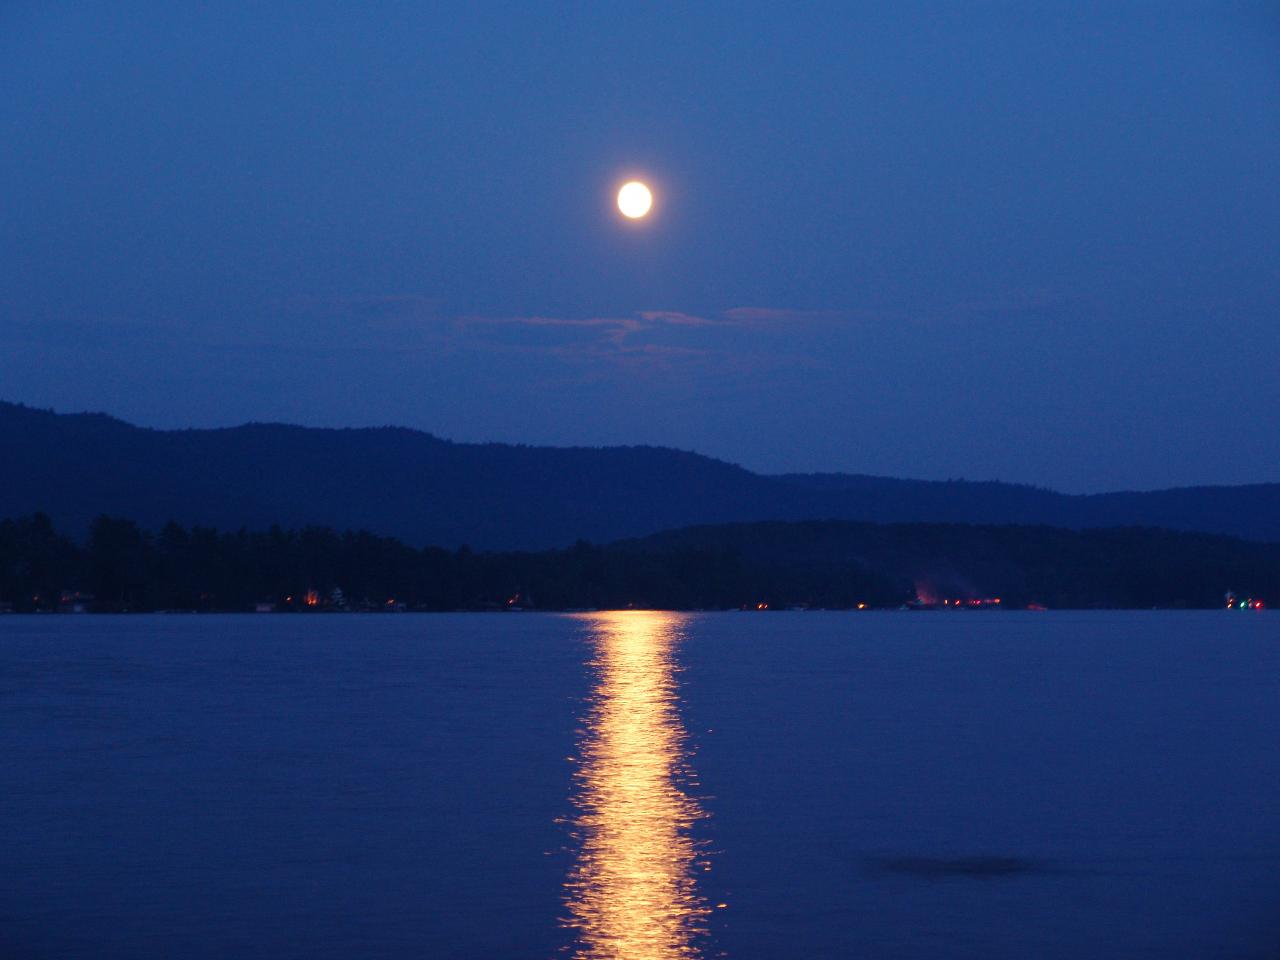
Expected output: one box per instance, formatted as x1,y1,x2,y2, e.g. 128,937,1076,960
3,2,1277,492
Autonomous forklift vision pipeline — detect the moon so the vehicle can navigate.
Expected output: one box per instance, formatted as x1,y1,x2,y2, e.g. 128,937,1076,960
617,181,653,219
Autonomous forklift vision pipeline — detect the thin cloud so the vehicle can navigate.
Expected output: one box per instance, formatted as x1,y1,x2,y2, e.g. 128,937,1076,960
251,300,861,375
636,310,722,327
457,314,643,349
722,306,850,325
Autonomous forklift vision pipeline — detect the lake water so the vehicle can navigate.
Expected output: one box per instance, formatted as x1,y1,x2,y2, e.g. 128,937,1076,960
2,611,1278,959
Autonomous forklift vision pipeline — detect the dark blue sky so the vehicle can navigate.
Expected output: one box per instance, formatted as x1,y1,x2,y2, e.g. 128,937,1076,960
3,2,1277,491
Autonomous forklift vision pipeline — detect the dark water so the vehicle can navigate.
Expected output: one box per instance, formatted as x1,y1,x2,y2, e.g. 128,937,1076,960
2,611,1278,959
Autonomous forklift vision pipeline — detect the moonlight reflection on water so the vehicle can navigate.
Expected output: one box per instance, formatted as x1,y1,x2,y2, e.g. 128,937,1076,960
563,611,712,959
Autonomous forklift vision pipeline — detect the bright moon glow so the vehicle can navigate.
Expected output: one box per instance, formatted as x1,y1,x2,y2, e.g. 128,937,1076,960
617,181,653,219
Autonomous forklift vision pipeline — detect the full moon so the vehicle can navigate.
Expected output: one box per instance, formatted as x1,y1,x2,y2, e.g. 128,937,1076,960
617,181,653,219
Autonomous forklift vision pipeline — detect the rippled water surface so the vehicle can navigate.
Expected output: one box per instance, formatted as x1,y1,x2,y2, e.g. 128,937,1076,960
2,611,1278,958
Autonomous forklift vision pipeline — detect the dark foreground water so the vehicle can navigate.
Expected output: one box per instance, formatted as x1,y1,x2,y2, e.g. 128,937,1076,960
2,611,1278,959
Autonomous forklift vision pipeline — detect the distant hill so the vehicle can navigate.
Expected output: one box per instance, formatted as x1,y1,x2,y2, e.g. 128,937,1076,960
2,400,1277,549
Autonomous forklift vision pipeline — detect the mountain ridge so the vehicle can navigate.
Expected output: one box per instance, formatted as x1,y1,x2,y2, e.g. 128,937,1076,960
2,400,1276,548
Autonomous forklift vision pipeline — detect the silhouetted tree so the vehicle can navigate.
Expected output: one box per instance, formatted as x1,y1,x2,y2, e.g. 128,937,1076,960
87,516,150,611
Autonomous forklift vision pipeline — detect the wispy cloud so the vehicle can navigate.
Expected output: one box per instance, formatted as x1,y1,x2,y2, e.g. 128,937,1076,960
247,298,867,376
547,340,714,369
464,304,839,340
528,305,872,375
636,310,723,327
721,306,848,325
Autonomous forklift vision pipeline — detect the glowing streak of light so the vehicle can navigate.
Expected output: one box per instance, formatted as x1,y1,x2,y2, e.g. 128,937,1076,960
563,611,711,959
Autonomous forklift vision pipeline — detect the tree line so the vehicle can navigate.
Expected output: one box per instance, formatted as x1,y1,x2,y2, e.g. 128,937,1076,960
0,513,906,612
0,513,1272,612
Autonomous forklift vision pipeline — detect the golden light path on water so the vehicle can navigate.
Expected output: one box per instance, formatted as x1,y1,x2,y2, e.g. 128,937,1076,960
563,611,712,959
